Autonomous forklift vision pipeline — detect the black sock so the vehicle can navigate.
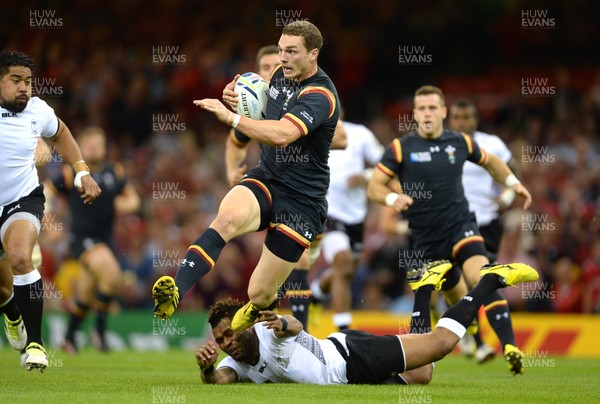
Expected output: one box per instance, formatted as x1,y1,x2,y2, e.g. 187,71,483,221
441,274,502,330
284,269,311,331
14,279,44,345
0,293,21,321
66,300,89,343
473,319,484,348
410,285,434,334
95,311,107,350
95,291,113,350
483,290,515,347
174,228,226,298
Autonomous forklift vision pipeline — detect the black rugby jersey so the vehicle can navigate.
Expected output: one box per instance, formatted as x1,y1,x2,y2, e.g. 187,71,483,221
377,130,487,241
232,65,340,199
51,162,126,240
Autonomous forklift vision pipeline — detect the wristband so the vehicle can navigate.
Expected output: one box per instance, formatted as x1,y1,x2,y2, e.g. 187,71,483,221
280,317,288,332
385,192,399,207
201,365,215,375
74,170,90,188
504,174,520,188
73,160,89,173
231,113,241,129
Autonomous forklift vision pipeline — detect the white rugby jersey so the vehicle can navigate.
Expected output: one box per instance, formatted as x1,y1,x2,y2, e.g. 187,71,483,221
326,121,383,225
217,324,348,384
0,97,58,207
462,131,512,226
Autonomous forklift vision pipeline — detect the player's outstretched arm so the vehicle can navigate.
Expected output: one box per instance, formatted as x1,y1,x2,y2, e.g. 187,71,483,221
196,342,239,384
45,118,101,204
258,311,302,338
481,153,532,209
194,98,302,147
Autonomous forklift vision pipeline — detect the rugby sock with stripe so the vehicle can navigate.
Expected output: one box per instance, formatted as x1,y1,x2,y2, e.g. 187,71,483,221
174,228,226,298
410,285,434,334
482,290,515,346
437,274,503,337
284,268,311,331
14,270,44,345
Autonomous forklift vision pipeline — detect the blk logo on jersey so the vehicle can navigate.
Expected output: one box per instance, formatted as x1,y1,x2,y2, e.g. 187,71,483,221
1,112,17,117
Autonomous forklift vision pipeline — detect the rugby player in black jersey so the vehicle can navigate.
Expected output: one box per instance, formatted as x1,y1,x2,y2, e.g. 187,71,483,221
368,85,532,375
153,21,341,332
224,44,346,331
45,127,140,352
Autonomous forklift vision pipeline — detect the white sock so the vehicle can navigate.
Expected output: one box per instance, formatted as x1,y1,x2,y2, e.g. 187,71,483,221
13,269,41,286
333,312,352,329
436,317,466,339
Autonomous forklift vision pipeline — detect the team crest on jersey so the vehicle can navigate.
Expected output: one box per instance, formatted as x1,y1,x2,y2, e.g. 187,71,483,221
444,145,456,164
409,151,432,162
281,87,296,110
31,119,40,135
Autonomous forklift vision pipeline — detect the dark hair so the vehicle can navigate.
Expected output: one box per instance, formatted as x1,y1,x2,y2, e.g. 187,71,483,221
0,50,34,77
414,85,445,105
208,298,244,328
255,45,279,69
282,20,323,52
452,98,478,118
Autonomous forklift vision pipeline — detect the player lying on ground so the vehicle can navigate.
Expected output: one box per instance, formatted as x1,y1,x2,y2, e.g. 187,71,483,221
195,262,538,384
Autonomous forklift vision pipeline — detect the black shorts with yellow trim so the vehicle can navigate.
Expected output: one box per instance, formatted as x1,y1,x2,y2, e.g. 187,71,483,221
409,212,487,267
239,167,327,263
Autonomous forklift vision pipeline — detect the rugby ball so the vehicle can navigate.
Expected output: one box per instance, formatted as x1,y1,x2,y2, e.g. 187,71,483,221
235,72,268,120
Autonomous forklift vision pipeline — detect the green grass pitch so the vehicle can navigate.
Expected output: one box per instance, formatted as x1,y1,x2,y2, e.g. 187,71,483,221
1,348,598,403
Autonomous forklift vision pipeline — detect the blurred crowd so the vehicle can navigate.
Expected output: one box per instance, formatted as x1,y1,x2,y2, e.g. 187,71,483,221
3,0,599,314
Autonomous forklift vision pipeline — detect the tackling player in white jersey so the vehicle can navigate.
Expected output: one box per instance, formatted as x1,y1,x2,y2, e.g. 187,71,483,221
195,260,538,385
449,98,519,363
311,119,384,330
0,50,101,371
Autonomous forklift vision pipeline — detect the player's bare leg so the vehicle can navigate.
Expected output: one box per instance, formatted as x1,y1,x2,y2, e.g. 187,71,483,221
4,220,47,371
0,257,27,350
329,249,355,330
153,185,260,319
463,256,523,374
232,245,296,331
399,263,538,382
63,262,95,353
283,250,311,330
